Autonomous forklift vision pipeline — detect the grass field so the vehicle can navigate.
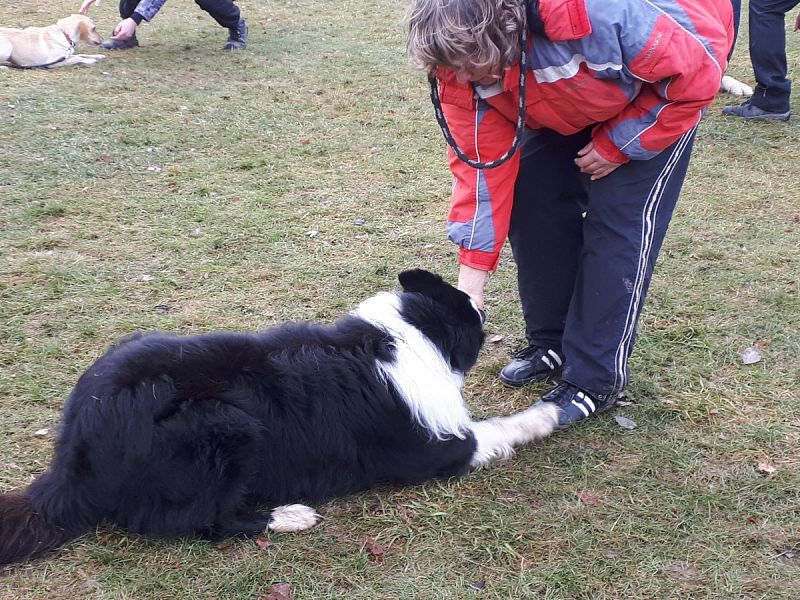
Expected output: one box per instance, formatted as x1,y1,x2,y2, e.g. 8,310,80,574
1,1,799,598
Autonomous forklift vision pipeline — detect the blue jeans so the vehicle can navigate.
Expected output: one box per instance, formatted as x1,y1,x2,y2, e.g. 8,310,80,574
749,0,800,112
509,127,697,397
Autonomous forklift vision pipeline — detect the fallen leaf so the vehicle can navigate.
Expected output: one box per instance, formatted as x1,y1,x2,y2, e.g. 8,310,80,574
576,491,603,506
514,555,534,570
255,536,272,551
34,428,50,436
740,347,762,365
489,334,504,343
755,337,772,349
261,583,293,600
756,460,777,475
363,537,385,562
468,579,486,590
614,415,637,430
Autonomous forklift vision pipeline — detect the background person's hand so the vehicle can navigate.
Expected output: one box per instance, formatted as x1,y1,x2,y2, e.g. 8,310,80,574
575,141,623,180
79,0,101,16
112,18,137,40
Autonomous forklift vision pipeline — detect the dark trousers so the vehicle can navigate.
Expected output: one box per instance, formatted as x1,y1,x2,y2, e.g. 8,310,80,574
119,0,240,30
509,127,697,397
730,0,741,60
748,0,800,112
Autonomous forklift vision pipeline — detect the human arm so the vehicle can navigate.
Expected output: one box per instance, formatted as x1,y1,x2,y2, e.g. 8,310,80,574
436,73,520,277
590,10,733,163
79,0,100,15
106,0,167,39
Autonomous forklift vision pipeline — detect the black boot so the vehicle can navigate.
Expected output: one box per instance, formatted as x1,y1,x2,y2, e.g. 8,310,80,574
100,34,139,50
223,18,248,51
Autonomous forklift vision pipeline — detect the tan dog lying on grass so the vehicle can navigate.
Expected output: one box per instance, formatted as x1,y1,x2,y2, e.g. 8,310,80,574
0,14,104,69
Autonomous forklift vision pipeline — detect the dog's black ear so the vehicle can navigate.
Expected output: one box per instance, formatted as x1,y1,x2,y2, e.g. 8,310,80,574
398,269,446,294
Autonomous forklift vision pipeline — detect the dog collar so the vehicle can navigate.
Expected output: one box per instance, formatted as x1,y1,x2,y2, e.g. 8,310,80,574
62,31,74,47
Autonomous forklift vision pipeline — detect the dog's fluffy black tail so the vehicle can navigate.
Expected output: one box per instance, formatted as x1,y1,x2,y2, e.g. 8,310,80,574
0,476,94,566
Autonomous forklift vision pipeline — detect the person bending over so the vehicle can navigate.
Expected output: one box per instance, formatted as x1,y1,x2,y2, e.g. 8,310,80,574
406,0,734,428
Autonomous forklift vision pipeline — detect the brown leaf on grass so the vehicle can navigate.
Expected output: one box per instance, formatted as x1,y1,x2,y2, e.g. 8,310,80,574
514,555,534,571
255,536,272,550
261,583,293,600
756,460,777,476
576,491,604,506
363,537,386,562
755,337,773,349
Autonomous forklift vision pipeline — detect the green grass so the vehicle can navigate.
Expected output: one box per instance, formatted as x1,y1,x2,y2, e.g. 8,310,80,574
2,1,799,598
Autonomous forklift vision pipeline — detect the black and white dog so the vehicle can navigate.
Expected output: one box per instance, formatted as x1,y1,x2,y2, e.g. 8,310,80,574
0,269,558,565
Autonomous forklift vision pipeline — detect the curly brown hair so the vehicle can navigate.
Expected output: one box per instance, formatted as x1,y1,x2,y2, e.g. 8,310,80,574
406,0,526,75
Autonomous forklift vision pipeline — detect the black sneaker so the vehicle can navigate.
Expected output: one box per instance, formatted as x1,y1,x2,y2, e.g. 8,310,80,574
534,381,617,429
223,18,248,51
498,345,564,387
722,101,790,122
100,35,139,50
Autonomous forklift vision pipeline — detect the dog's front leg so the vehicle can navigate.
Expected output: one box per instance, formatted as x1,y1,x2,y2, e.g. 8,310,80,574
46,55,103,68
468,402,559,469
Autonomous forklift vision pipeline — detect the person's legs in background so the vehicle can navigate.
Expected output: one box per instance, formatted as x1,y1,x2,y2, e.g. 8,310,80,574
194,0,248,50
723,0,799,120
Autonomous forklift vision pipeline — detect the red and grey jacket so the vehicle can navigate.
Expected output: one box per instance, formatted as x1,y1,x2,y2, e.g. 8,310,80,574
437,0,734,271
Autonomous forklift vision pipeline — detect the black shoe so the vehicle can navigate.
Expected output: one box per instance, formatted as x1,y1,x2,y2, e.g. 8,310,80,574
534,381,617,430
223,18,248,51
498,345,564,387
100,35,139,50
722,101,790,122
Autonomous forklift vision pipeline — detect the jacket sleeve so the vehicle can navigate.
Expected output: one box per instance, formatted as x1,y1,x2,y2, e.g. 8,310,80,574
439,82,520,271
134,0,168,22
592,13,732,162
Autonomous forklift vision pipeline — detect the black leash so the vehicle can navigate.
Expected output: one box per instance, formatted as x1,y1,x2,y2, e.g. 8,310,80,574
427,25,528,170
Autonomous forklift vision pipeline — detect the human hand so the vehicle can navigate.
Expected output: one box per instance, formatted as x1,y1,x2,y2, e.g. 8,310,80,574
79,0,100,16
794,11,799,31
575,141,623,180
112,18,137,40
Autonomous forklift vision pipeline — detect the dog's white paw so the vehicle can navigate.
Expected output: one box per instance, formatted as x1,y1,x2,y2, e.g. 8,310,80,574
720,75,753,97
267,504,322,533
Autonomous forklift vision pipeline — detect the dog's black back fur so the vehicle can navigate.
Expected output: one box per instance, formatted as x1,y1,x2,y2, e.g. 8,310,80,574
0,269,485,564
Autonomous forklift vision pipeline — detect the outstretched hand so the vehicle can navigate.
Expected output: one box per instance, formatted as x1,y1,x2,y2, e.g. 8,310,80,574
574,141,623,180
111,18,137,40
79,0,101,16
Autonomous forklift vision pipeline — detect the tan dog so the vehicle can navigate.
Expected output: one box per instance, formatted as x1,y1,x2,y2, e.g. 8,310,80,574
0,14,104,69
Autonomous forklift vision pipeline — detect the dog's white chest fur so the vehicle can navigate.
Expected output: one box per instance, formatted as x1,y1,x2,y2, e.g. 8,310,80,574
352,292,471,440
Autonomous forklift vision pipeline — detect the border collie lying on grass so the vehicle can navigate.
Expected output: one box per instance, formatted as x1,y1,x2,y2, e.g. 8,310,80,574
0,269,558,565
